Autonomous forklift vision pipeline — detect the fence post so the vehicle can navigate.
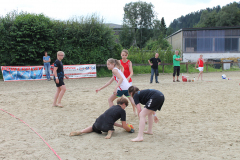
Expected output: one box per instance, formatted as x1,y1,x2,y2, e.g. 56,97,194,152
222,62,224,71
206,63,208,72
186,62,189,73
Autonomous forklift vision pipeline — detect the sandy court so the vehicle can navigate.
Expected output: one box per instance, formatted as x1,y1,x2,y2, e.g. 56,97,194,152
0,72,240,160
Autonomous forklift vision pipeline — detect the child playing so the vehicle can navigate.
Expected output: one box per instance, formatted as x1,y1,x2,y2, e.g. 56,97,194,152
96,58,136,115
69,97,134,139
128,86,165,142
119,49,137,115
52,51,69,108
195,55,204,81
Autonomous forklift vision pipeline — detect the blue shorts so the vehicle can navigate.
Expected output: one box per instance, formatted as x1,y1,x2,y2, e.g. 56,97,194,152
116,90,130,97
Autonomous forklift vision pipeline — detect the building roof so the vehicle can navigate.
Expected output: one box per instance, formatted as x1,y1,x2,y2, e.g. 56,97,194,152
105,23,123,29
166,26,240,39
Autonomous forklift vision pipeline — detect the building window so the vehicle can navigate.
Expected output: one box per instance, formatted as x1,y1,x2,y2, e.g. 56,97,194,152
215,38,239,52
185,38,213,52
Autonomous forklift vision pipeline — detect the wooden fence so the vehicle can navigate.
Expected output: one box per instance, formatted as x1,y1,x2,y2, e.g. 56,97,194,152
97,61,240,73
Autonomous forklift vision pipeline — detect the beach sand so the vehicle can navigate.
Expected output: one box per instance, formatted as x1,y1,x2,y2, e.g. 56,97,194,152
0,72,240,160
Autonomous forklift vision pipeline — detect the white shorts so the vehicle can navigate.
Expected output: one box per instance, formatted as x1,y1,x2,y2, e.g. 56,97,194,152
198,67,204,72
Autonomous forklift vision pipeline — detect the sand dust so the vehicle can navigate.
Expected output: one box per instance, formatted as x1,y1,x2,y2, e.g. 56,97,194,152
0,72,240,159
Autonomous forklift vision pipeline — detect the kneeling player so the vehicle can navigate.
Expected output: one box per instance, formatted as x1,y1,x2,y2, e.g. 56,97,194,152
70,97,134,139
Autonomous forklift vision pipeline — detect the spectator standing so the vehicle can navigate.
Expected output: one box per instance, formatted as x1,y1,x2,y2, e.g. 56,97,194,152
148,53,161,83
173,50,182,82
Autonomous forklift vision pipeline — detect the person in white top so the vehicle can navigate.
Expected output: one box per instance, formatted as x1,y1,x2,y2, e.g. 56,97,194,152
96,58,136,114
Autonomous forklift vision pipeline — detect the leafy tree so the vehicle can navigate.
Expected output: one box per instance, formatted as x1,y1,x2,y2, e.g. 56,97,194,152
195,2,240,27
168,1,240,34
195,10,218,27
167,5,222,35
119,24,135,49
0,11,17,65
216,2,240,26
152,19,161,40
145,35,170,51
123,1,155,48
52,15,118,64
0,11,121,66
0,11,54,65
160,17,167,36
166,27,174,36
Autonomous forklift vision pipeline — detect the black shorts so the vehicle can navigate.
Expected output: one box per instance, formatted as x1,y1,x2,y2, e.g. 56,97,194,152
92,119,114,133
145,92,165,111
173,66,180,77
92,124,102,134
54,78,65,87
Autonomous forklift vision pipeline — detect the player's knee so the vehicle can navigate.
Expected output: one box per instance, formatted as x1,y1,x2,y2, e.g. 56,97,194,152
62,87,67,92
139,112,146,118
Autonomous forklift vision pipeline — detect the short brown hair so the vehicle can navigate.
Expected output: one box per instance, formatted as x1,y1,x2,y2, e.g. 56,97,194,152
117,97,129,107
128,86,140,97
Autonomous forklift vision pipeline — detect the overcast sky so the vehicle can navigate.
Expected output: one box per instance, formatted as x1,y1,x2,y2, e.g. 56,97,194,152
0,0,237,27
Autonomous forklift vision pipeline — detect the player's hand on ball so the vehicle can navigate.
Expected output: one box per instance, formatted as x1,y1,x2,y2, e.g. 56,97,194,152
129,128,134,133
127,124,135,133
127,123,134,129
127,123,134,133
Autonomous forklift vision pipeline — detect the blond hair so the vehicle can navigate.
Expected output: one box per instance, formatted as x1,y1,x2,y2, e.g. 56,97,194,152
57,51,65,56
107,58,123,71
121,49,129,55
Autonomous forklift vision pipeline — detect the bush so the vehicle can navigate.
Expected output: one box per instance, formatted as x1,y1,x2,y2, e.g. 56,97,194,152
0,11,120,66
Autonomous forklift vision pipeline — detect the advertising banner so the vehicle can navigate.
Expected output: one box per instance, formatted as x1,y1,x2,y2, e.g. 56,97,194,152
1,64,96,82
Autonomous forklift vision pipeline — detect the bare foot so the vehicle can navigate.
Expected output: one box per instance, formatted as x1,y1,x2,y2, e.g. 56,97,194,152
56,104,63,108
105,130,113,139
69,131,82,136
131,137,143,142
144,131,153,135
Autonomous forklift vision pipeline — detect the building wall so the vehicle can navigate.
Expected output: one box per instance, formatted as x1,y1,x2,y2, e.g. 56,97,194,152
183,53,240,62
167,31,182,51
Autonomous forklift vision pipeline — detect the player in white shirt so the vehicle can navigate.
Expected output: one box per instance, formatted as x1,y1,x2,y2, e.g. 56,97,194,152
96,58,137,115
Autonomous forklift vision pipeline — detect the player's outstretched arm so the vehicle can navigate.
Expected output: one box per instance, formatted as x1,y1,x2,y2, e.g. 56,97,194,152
96,76,114,93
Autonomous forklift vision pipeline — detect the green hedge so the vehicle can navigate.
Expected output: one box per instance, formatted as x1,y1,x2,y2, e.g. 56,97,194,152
0,11,121,66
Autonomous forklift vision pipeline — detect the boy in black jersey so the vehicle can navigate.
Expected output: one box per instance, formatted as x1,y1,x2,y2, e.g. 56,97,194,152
70,98,134,139
128,86,165,142
52,51,69,108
